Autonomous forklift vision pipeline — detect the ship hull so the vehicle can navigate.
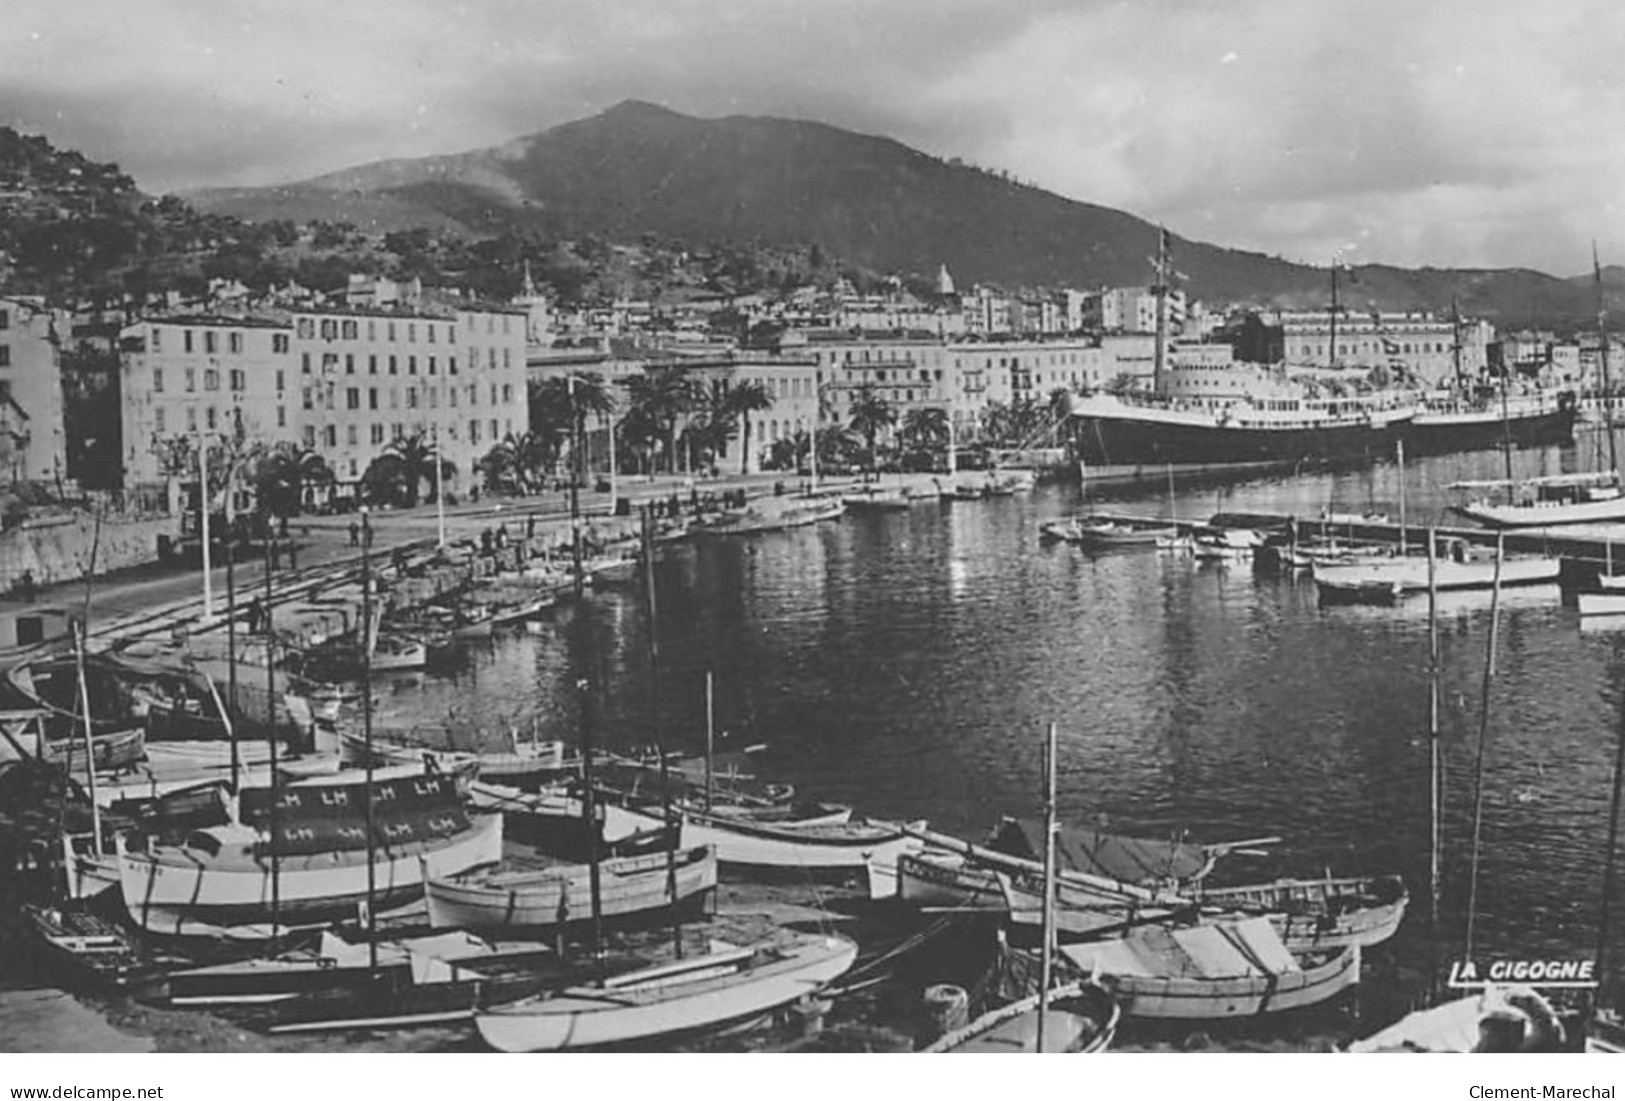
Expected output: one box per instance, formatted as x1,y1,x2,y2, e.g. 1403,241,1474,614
1402,396,1577,456
1070,413,1398,466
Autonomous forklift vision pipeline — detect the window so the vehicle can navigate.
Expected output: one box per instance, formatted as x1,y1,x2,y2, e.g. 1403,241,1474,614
407,387,419,409
489,384,498,405
297,318,315,339
408,355,417,375
393,422,404,440
230,369,245,392
503,348,511,369
184,368,196,392
204,369,219,391
468,384,478,406
345,354,355,374
448,326,456,345
428,356,436,375
277,406,286,428
325,425,337,448
154,407,165,432
182,330,194,354
346,424,358,446
228,331,243,354
369,355,378,375
449,355,457,375
342,320,358,340
0,310,8,330
302,425,316,448
348,459,358,478
371,424,384,445
150,327,161,351
389,355,398,375
205,406,217,430
489,418,498,441
427,325,436,344
502,384,513,404
302,387,313,411
346,388,360,410
323,352,339,373
367,321,376,341
387,322,396,341
186,406,197,431
487,348,496,369
320,319,336,341
408,323,416,343
449,388,458,408
369,388,378,410
470,419,480,444
152,367,164,393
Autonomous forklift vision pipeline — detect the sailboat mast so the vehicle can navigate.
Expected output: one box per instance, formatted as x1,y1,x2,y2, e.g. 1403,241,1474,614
1450,298,1466,393
265,534,280,933
1597,242,1617,474
1036,721,1058,1053
1397,439,1407,557
641,508,682,957
71,622,101,857
1329,262,1339,369
225,477,239,791
1463,534,1505,959
1426,527,1443,994
1152,228,1169,394
704,670,715,814
360,509,377,972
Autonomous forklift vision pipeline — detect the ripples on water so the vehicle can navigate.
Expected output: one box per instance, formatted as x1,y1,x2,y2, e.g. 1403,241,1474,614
386,439,1625,1027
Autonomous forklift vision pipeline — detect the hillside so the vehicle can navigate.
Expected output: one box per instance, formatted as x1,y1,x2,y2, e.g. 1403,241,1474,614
188,100,1606,326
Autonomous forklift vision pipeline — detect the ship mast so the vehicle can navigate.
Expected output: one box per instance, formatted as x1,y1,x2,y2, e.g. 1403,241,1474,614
1151,227,1169,395
1450,298,1467,394
1329,262,1340,369
1597,242,1618,475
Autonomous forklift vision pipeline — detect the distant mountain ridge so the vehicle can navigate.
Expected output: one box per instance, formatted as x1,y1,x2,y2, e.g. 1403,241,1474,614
188,100,1613,328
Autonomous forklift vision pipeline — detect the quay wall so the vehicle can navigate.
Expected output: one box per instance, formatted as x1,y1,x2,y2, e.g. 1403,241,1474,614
0,511,176,594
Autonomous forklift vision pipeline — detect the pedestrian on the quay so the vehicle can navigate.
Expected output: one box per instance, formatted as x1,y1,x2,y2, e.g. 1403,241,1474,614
526,514,535,540
348,521,359,547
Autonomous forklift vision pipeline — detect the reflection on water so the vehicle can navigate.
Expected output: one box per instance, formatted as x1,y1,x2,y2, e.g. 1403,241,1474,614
396,442,1625,1028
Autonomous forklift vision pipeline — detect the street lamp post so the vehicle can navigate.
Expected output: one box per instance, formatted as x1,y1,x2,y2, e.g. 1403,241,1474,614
197,429,214,621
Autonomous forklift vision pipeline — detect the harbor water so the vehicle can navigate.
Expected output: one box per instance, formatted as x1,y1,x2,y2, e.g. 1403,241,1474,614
363,434,1625,1043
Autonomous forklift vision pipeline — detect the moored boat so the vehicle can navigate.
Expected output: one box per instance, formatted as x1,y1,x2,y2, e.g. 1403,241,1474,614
925,980,1120,1054
1055,917,1361,1020
424,844,718,930
1312,539,1560,604
1452,472,1625,528
474,931,858,1052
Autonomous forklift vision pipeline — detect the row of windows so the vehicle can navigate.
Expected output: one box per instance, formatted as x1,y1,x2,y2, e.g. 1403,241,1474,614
300,418,513,450
297,346,516,377
150,328,257,355
301,383,515,412
151,367,249,393
293,314,516,343
1294,341,1453,356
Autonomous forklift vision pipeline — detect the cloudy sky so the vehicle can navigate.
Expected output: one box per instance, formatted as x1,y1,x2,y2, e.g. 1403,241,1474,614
5,0,1621,276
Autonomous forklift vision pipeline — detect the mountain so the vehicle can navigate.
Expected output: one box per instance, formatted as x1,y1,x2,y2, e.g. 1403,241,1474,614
188,101,1600,326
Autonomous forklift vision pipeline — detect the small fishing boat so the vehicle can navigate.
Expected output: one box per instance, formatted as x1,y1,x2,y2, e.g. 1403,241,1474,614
370,634,428,671
42,727,145,773
488,595,555,626
117,774,502,931
1452,472,1625,528
1313,538,1560,604
691,496,846,536
235,937,572,1035
1192,527,1263,561
425,844,718,930
1056,917,1360,1020
20,902,149,990
601,801,921,898
341,728,579,787
1348,986,1567,1052
475,931,858,1052
842,485,912,512
1579,591,1625,617
926,980,1120,1054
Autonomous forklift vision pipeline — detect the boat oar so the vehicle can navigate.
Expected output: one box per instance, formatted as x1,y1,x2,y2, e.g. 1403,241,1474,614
1204,836,1283,856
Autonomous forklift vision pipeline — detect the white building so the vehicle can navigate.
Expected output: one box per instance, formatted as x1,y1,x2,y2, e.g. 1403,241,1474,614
0,297,67,487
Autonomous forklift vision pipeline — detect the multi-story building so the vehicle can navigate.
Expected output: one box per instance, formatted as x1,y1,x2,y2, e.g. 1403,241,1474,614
1276,309,1491,384
1097,286,1188,335
121,298,530,505
0,296,67,486
290,303,529,492
118,315,290,506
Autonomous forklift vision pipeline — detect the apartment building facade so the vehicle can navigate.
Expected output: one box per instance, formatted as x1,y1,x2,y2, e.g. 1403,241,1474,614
0,296,67,486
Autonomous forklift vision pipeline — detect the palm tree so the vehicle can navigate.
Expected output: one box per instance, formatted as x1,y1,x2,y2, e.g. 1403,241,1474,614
847,385,897,474
378,430,443,507
255,442,332,517
899,407,949,471
722,380,776,474
623,370,704,474
476,438,519,495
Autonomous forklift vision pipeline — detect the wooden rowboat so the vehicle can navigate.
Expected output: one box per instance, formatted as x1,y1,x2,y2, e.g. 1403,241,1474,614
926,980,1120,1054
1055,917,1360,1020
475,931,857,1052
425,844,718,930
601,801,922,898
20,902,149,990
43,727,146,773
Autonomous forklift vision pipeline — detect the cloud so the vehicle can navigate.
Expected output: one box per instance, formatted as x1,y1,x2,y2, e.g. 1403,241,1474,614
3,0,1622,275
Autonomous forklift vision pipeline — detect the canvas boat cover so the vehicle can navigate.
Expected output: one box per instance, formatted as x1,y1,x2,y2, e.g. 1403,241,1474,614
238,773,470,856
990,817,1209,885
1061,917,1297,980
